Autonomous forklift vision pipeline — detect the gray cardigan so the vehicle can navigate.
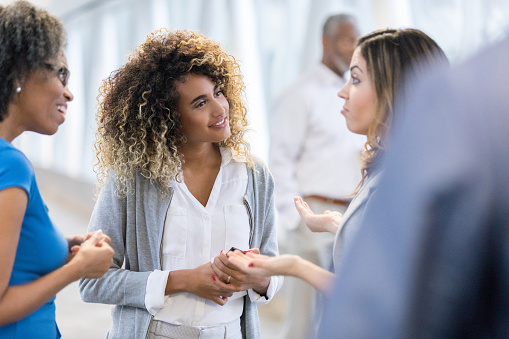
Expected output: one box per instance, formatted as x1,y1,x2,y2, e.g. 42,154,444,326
79,158,279,339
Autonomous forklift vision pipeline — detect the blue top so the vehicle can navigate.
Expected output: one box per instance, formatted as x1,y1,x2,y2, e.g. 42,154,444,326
0,138,68,339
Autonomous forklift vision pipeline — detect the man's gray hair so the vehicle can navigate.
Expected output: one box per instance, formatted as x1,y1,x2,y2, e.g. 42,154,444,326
323,13,357,36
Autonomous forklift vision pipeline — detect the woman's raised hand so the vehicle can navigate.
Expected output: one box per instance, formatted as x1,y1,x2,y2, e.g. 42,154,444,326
294,196,342,234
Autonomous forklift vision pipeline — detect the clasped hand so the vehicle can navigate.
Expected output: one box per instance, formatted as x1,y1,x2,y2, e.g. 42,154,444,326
66,230,111,261
180,262,234,306
66,230,114,279
211,248,270,297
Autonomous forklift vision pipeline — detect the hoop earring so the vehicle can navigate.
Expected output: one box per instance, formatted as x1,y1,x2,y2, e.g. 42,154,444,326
16,87,21,93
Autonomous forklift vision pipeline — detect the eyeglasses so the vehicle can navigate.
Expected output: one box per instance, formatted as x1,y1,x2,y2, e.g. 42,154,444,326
43,63,71,87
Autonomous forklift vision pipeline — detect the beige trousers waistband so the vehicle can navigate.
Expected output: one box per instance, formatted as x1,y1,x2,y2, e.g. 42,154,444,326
147,318,242,339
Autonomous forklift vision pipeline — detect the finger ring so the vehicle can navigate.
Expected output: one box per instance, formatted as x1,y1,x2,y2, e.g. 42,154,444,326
227,275,231,284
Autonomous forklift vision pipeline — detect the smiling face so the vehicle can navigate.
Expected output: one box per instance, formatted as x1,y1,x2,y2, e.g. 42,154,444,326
176,73,230,146
15,51,74,136
338,47,377,135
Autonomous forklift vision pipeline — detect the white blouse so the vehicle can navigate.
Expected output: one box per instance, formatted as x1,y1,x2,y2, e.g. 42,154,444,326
145,147,277,327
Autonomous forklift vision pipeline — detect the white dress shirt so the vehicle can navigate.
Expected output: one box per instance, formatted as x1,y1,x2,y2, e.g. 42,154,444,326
270,63,365,230
145,147,278,327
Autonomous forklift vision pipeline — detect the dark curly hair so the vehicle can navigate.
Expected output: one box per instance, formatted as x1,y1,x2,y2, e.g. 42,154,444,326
95,28,252,196
0,0,66,121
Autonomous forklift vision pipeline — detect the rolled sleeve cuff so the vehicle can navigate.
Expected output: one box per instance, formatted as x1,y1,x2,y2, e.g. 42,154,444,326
248,275,283,305
145,270,170,315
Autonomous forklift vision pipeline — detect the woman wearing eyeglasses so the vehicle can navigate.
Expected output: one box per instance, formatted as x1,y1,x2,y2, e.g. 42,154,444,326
0,1,114,338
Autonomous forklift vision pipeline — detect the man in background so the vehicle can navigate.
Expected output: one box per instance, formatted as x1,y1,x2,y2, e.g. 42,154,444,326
269,13,363,339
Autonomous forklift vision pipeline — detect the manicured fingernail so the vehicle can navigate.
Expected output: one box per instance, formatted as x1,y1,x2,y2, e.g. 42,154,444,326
212,275,217,281
248,263,254,267
244,250,253,253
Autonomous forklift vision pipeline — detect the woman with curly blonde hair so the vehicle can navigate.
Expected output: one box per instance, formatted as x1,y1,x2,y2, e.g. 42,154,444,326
79,29,282,339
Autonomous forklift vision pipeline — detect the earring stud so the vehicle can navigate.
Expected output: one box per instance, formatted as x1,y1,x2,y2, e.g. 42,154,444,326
16,87,21,93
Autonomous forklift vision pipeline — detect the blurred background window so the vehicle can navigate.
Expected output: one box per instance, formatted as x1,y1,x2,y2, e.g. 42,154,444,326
3,0,508,183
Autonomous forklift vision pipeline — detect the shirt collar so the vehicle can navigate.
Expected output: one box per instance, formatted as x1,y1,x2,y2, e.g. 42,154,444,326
219,146,247,167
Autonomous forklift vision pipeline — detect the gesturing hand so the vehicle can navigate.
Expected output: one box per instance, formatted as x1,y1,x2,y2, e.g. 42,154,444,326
211,249,270,296
294,196,342,234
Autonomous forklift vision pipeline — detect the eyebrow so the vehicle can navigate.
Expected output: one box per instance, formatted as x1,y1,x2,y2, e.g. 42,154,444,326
350,65,363,73
190,95,206,105
189,85,220,105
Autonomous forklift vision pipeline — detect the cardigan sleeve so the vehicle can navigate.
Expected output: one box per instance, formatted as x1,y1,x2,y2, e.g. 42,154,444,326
249,159,284,299
252,159,279,257
79,174,151,309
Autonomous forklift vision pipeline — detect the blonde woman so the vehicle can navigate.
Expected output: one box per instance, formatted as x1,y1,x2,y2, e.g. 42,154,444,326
79,29,282,339
227,28,448,293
